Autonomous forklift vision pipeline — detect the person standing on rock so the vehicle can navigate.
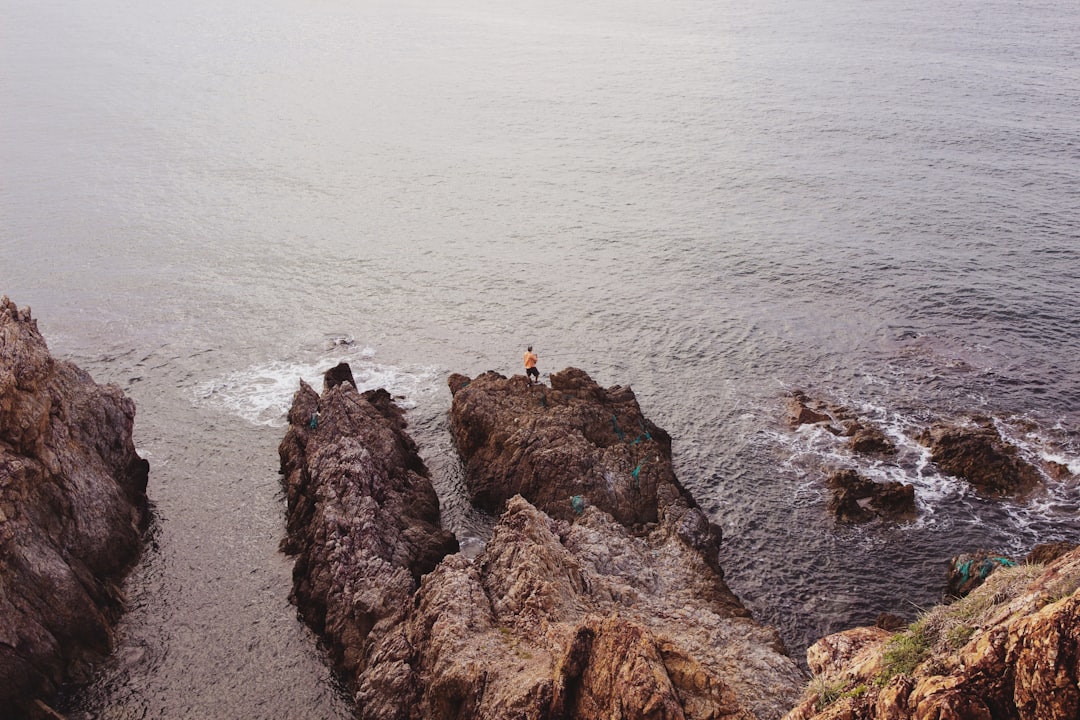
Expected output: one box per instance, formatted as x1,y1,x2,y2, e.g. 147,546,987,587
524,346,539,385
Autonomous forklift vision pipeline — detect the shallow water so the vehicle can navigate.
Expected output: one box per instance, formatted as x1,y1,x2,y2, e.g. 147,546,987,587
2,0,1079,715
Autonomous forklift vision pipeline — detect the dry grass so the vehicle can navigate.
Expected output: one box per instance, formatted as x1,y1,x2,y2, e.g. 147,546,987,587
877,562,1054,684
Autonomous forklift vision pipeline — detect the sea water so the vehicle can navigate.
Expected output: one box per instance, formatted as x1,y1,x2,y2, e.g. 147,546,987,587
2,0,1078,716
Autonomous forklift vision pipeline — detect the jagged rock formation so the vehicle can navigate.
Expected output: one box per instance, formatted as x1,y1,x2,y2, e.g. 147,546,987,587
280,366,805,720
917,417,1041,496
783,546,1080,720
447,368,724,570
278,373,458,701
0,297,149,719
786,391,834,429
826,470,915,523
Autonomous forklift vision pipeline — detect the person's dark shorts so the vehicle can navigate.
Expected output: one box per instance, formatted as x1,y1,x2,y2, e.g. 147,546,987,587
526,366,539,379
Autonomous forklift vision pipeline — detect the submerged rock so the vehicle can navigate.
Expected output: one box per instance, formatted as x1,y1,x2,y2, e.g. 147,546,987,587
786,391,833,429
282,366,805,719
917,417,1041,496
826,469,915,523
784,547,1080,720
0,297,149,718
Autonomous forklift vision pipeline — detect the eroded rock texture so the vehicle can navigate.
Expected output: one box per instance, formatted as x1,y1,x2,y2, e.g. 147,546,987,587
278,375,459,702
917,417,1041,496
784,547,1080,720
826,469,915,523
447,368,724,570
0,297,149,718
282,366,805,720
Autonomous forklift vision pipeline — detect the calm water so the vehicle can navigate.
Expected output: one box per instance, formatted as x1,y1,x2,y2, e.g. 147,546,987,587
2,0,1079,716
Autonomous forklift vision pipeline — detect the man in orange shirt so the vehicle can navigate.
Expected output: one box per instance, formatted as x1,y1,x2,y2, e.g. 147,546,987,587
524,346,539,385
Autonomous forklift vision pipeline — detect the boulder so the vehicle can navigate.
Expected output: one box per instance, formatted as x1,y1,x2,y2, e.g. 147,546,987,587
917,418,1041,496
447,368,724,570
0,297,149,718
784,547,1080,720
787,391,833,429
847,425,896,455
826,469,916,523
278,373,459,693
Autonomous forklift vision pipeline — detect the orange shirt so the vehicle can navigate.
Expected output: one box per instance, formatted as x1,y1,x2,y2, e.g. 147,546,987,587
524,351,537,369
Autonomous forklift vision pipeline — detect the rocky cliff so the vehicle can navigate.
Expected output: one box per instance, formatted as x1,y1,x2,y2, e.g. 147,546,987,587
280,366,805,720
783,546,1080,720
0,297,149,719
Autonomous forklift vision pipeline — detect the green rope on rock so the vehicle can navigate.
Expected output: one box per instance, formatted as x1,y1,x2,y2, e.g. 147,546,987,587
611,415,625,441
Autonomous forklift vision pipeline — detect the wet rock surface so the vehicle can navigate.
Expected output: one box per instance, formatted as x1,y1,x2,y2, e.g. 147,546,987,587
917,417,1041,496
826,469,915,523
282,366,806,719
784,547,1080,720
0,297,149,718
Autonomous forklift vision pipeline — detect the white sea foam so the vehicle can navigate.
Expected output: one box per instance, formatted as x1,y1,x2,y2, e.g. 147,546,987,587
766,396,1080,536
196,351,440,427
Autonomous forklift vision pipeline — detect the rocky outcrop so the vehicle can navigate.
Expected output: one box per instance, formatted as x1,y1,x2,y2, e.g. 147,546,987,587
784,547,1080,720
826,470,915,523
917,417,1041,496
405,495,804,720
447,368,724,570
0,297,149,718
281,366,806,720
277,370,458,697
787,391,834,429
1025,541,1079,566
847,425,896,456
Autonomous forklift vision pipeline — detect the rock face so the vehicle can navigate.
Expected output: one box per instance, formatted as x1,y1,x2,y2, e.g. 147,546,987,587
917,418,1041,496
0,297,149,718
277,372,459,700
447,368,724,569
281,366,805,720
784,547,1080,720
826,470,915,523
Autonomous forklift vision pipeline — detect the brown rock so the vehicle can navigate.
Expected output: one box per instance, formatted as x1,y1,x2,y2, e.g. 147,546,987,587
787,391,833,428
1045,461,1073,481
277,373,458,695
403,497,802,720
0,297,149,717
848,425,897,455
447,368,724,570
283,366,806,720
826,470,916,523
1025,541,1079,566
784,547,1080,720
917,418,1041,496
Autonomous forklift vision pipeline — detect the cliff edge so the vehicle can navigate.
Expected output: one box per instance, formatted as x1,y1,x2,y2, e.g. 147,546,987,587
0,297,149,719
784,546,1080,720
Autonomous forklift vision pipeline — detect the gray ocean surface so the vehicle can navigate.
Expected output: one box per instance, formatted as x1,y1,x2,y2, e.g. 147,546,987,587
2,0,1079,716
